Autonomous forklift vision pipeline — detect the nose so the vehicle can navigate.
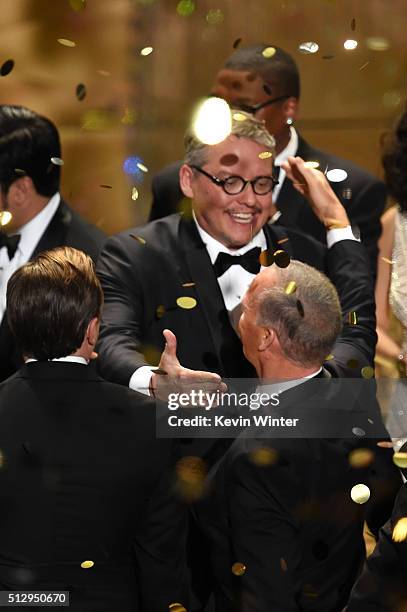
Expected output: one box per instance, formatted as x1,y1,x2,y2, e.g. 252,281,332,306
238,181,258,207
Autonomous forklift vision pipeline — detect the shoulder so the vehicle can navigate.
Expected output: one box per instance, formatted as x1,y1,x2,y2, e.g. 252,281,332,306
267,223,325,269
152,161,183,188
59,200,106,254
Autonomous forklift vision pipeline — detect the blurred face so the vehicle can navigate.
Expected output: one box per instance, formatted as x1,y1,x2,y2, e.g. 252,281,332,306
186,135,274,249
211,69,293,147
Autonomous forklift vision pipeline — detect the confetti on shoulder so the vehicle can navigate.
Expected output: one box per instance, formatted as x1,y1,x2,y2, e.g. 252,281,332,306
129,234,146,245
182,282,195,287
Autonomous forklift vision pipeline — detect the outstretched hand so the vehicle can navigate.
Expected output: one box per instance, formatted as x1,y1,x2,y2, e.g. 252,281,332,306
151,329,227,404
281,156,350,229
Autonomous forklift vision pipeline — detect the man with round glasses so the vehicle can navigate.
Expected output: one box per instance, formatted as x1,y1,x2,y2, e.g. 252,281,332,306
149,44,385,278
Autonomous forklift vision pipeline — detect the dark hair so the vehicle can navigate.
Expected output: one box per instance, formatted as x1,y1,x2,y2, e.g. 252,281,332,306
382,104,407,211
224,44,300,99
0,105,61,197
7,247,103,360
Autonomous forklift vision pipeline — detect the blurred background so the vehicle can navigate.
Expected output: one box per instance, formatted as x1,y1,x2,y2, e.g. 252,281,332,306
1,0,406,234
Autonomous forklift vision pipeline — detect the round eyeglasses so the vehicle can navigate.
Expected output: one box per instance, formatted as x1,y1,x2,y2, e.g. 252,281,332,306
190,165,278,196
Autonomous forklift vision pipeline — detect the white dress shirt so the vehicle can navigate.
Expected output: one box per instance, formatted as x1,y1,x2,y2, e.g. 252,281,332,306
26,356,88,365
0,192,61,321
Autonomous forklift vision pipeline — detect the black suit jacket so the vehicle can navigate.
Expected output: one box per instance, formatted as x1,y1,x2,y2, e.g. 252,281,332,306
0,200,105,382
96,213,327,389
0,361,188,612
149,135,386,275
346,480,407,612
192,238,401,612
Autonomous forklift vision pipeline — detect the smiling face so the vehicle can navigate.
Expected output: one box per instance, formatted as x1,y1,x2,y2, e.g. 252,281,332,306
180,135,275,249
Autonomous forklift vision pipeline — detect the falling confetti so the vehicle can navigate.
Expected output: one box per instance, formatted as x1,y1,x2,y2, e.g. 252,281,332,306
393,452,407,469
233,38,242,49
258,151,273,160
304,161,320,169
131,187,139,201
50,157,64,166
325,354,334,361
348,311,358,325
169,604,187,612
366,37,389,51
182,282,195,287
344,39,358,50
263,83,273,96
58,38,76,48
393,518,407,542
250,447,278,466
176,0,195,16
326,168,348,182
358,61,370,71
76,83,86,101
349,448,374,468
0,211,12,227
298,42,319,54
381,257,394,265
350,483,370,504
176,296,197,310
80,560,94,569
156,305,166,319
0,59,15,76
361,366,375,379
285,281,297,295
232,112,247,122
259,250,274,267
129,234,146,245
99,184,112,189
277,237,289,245
206,9,224,25
97,69,110,76
232,562,246,576
140,46,154,56
137,162,148,173
193,97,231,145
274,250,290,268
352,427,366,437
262,47,276,58
377,441,394,449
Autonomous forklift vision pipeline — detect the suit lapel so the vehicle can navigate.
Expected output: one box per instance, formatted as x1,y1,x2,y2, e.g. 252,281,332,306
31,200,71,258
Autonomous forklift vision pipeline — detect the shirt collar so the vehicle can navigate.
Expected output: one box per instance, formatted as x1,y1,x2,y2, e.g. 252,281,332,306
192,210,267,265
274,126,299,166
26,355,88,365
14,192,61,258
258,367,323,396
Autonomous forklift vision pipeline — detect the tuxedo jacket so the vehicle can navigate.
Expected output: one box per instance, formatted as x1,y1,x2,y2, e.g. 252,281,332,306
149,135,386,275
0,200,105,382
346,480,407,612
0,361,188,612
192,236,401,612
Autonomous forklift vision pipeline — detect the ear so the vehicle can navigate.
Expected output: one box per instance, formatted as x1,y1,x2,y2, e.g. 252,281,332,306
258,327,275,353
8,176,34,208
283,97,299,124
179,163,195,199
86,317,100,347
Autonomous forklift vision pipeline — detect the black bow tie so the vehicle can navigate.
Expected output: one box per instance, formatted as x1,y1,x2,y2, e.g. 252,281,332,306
213,246,261,278
0,232,20,260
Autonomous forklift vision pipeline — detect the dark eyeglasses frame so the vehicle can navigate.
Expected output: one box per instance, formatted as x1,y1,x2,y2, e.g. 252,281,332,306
232,94,290,115
190,165,278,196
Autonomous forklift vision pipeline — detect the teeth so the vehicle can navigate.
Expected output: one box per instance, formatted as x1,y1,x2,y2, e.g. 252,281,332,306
230,212,254,224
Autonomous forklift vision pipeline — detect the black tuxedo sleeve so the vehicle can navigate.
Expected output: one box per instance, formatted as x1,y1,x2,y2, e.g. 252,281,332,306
324,239,377,374
96,234,150,386
346,484,407,612
133,460,189,612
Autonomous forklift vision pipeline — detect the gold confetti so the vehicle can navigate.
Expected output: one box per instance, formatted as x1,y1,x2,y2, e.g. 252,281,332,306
325,354,334,361
361,366,375,379
262,46,276,58
346,358,359,369
70,0,86,10
0,59,15,76
349,448,374,469
258,151,273,160
137,162,148,173
58,38,76,48
131,187,139,201
50,157,64,166
277,237,289,245
344,39,358,50
176,297,197,310
231,562,246,576
176,0,195,16
76,83,86,101
259,250,274,267
274,250,290,268
298,42,319,54
350,484,370,504
232,112,247,122
182,282,195,287
176,456,207,502
206,9,224,25
285,281,297,295
304,161,320,169
377,440,394,449
140,46,154,56
80,560,94,569
358,61,370,71
381,257,394,265
348,311,358,325
392,518,407,542
156,305,166,319
393,452,407,469
129,234,146,245
169,604,187,612
249,447,278,466
0,211,12,226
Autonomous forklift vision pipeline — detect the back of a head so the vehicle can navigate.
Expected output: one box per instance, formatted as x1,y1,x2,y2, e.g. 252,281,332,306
382,103,407,212
256,260,342,368
7,246,103,361
0,105,61,197
224,44,300,98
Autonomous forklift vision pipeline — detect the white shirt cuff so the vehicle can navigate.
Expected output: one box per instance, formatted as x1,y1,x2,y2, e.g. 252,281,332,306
326,225,360,249
129,365,157,396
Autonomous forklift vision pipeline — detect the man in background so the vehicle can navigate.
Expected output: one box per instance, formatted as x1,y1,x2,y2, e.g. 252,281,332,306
0,246,187,612
0,105,105,382
150,44,385,276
